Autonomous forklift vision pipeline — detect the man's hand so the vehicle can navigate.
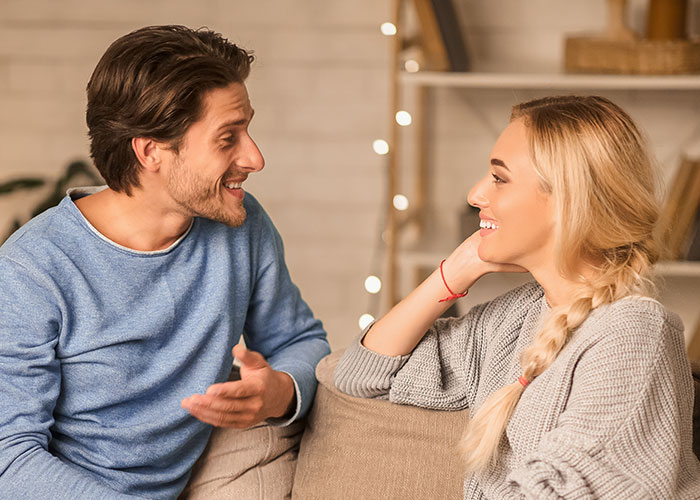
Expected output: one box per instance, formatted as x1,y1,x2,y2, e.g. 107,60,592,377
181,344,296,428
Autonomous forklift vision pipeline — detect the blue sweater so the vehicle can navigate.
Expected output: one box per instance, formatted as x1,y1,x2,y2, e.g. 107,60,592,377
0,188,329,499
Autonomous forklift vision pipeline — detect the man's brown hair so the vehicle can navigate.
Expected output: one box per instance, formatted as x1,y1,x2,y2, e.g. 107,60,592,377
86,25,254,195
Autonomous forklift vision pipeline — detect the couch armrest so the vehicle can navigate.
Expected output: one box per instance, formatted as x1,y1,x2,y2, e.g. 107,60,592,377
291,350,469,500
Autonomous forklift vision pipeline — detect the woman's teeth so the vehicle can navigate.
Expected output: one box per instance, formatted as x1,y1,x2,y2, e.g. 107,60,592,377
479,220,499,230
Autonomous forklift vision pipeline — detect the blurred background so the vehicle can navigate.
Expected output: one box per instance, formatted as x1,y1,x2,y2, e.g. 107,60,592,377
1,0,699,351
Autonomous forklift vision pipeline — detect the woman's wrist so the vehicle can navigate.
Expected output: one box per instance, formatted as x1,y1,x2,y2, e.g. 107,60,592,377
437,259,468,302
440,256,483,297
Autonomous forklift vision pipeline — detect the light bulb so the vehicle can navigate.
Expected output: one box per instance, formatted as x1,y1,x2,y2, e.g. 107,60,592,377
380,22,397,36
405,59,420,73
393,194,409,211
395,110,412,126
359,313,375,330
373,139,389,155
364,275,382,294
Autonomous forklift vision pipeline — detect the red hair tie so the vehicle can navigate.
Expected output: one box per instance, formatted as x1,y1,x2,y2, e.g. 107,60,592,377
518,376,529,388
438,259,468,303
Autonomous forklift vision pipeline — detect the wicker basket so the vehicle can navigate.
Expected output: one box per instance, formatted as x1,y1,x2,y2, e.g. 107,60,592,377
565,36,700,74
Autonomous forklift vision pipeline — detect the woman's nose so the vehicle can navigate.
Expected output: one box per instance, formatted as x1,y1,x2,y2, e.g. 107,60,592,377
467,176,490,208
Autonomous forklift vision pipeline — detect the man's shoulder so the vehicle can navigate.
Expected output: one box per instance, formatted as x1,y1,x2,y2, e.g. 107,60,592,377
242,192,274,232
242,192,264,214
0,198,73,259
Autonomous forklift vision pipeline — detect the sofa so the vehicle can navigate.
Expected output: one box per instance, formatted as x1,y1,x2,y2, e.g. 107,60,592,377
180,351,700,500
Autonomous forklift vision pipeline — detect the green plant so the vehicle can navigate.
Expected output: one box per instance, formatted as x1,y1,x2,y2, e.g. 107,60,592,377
0,159,103,244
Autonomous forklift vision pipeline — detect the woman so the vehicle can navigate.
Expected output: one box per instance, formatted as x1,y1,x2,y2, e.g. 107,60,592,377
335,95,700,499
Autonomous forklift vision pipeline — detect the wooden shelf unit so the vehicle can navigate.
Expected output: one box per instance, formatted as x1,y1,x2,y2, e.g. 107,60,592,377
384,1,700,313
400,71,700,90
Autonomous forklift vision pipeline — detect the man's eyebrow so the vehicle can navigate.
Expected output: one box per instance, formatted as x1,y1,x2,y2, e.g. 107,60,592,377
216,109,255,131
490,158,510,171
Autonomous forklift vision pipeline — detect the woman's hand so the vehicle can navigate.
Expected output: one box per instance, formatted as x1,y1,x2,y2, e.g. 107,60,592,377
441,231,527,294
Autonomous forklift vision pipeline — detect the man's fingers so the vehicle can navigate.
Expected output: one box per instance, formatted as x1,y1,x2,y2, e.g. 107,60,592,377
182,393,262,415
204,378,263,399
183,404,259,428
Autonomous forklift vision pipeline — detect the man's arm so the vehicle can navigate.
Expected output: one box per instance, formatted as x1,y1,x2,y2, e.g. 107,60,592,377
241,207,330,424
0,258,144,499
181,200,329,428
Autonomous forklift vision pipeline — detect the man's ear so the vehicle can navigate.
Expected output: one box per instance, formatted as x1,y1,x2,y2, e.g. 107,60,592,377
131,137,165,173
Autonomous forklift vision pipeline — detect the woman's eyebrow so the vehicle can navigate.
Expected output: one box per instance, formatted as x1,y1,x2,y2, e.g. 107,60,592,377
490,158,510,171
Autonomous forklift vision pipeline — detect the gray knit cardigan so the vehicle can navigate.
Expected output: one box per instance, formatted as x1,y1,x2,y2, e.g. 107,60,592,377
334,282,700,499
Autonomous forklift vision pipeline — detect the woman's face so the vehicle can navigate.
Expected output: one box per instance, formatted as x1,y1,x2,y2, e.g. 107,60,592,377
467,117,555,269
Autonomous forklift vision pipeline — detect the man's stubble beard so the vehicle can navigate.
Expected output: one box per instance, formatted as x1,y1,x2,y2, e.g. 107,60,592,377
166,158,247,228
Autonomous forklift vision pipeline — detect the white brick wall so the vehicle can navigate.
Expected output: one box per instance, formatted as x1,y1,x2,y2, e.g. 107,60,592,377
1,0,699,348
0,0,391,350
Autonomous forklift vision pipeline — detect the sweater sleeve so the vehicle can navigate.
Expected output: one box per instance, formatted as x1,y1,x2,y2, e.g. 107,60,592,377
0,257,143,500
242,202,330,425
500,300,697,500
335,300,492,410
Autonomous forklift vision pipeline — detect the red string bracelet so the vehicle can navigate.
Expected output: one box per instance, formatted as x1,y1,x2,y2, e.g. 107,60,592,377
518,376,529,388
438,259,468,303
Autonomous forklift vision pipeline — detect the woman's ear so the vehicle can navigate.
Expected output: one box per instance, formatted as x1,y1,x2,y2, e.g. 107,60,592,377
131,137,163,173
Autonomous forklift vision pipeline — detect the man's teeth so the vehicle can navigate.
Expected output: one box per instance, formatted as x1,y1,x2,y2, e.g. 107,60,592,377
224,182,243,189
479,220,500,230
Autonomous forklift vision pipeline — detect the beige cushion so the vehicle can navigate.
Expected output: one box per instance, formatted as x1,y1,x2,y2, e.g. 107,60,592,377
291,350,470,500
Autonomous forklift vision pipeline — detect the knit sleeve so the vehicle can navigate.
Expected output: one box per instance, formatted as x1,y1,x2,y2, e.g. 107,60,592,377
500,300,700,499
335,300,491,409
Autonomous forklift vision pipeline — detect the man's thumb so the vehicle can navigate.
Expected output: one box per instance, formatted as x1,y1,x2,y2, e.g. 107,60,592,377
233,344,266,370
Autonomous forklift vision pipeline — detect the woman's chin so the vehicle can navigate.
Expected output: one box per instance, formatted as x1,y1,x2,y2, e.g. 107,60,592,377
477,245,497,263
478,246,517,267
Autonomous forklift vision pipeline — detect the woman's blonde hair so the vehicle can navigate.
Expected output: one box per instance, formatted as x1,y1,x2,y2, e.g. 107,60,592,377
459,95,662,471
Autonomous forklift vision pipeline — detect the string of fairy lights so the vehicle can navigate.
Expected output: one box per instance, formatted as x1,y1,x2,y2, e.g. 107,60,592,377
357,21,421,331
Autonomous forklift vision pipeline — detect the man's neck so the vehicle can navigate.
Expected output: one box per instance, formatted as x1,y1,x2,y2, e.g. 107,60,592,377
74,187,193,252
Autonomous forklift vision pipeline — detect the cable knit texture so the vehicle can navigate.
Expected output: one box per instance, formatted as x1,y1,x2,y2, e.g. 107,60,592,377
334,282,700,499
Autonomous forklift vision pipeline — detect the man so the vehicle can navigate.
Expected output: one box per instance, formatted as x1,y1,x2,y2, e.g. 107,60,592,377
0,25,329,499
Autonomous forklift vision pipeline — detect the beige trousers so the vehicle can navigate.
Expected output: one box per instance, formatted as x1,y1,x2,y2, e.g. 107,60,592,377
178,366,304,500
178,420,304,500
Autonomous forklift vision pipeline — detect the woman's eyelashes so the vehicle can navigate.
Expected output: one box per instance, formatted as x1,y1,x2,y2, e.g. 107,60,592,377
491,173,506,184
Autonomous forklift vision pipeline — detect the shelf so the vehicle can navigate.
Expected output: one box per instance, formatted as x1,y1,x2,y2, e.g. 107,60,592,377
398,249,700,279
655,260,700,278
400,71,700,90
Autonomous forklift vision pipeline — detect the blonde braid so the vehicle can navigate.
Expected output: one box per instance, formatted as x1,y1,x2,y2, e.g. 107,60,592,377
459,256,650,472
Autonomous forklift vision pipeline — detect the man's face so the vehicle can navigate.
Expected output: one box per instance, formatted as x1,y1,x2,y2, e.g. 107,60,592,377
163,82,264,227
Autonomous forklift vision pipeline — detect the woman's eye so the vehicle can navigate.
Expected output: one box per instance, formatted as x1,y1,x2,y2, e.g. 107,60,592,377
491,173,505,184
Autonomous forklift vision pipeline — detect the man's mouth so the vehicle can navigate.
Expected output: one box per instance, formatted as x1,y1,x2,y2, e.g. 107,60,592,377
224,181,243,189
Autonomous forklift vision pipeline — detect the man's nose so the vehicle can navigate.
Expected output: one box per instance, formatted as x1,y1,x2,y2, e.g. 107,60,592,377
238,134,265,173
